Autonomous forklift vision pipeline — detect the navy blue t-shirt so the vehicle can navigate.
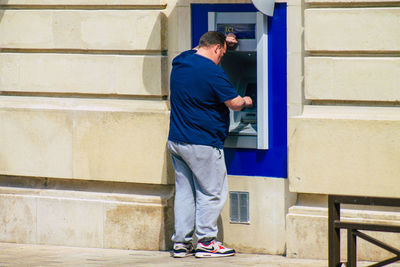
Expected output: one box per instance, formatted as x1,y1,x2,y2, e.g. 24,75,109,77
168,50,238,149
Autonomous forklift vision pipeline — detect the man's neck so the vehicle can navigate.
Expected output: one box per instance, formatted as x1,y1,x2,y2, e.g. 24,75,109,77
196,47,216,64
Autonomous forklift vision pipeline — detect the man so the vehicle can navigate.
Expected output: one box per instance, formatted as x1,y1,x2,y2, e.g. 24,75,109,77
168,31,253,258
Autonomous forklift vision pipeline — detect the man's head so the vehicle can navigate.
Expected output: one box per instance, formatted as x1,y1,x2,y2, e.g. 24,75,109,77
197,31,227,65
198,31,226,48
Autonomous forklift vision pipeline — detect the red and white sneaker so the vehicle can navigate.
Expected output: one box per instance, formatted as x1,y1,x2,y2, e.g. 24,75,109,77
195,240,236,258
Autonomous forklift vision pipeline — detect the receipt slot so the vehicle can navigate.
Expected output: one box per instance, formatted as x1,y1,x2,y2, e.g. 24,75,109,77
208,12,269,149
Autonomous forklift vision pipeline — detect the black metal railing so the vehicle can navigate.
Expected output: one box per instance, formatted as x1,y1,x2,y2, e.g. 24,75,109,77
328,195,400,267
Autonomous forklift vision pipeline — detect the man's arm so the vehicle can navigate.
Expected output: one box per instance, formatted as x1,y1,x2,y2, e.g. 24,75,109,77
225,96,253,111
223,33,246,111
193,33,237,51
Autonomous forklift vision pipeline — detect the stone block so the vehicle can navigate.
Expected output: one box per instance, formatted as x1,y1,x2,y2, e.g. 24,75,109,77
286,208,328,259
37,197,104,247
72,109,171,184
0,96,172,184
289,105,400,198
305,57,400,101
305,8,400,52
287,0,303,6
104,202,171,250
0,53,167,96
220,176,296,254
0,194,36,244
0,10,166,51
287,103,303,118
0,183,174,250
0,108,73,179
287,3,305,117
287,4,303,54
0,0,166,4
167,5,191,54
287,52,304,105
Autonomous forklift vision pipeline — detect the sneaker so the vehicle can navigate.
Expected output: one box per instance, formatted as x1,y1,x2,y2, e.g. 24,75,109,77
195,240,236,258
173,242,195,258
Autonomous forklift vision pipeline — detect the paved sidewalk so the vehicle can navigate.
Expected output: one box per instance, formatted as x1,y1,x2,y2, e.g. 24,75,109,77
0,242,398,267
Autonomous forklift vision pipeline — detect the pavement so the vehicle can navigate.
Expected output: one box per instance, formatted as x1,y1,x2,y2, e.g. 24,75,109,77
0,242,399,267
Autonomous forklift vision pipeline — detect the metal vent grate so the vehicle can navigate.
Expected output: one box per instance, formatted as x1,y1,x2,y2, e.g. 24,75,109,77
230,191,249,223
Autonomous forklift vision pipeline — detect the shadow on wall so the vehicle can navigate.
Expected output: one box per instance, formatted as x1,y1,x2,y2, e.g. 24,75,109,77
160,192,175,251
141,5,173,250
142,11,168,98
0,1,8,33
141,9,171,185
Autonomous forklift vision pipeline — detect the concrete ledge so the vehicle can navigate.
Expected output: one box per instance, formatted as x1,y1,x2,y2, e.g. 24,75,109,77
0,96,172,184
286,204,400,261
0,180,174,250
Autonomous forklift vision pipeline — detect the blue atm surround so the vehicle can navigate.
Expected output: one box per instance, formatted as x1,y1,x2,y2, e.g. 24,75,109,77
191,4,287,178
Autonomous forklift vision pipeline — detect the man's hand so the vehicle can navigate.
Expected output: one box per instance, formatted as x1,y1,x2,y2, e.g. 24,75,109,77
226,33,238,50
243,96,253,108
225,96,253,111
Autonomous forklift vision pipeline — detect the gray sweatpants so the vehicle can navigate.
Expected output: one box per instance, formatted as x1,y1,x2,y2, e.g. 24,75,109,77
167,141,228,243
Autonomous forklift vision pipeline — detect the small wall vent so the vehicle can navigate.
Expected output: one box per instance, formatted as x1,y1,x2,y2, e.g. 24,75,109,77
230,191,250,223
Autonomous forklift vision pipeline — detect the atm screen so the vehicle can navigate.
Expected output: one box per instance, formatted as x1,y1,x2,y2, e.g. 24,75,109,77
216,23,256,39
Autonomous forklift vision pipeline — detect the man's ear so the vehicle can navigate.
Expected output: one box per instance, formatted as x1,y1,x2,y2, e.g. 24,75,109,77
214,44,221,53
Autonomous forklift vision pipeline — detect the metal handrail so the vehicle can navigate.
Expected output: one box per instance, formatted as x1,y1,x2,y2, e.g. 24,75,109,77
328,195,400,267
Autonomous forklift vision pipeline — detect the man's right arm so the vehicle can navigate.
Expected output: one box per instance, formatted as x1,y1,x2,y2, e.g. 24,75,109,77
225,96,253,111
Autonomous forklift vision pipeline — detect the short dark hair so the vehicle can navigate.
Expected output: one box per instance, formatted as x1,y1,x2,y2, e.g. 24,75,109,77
198,31,226,48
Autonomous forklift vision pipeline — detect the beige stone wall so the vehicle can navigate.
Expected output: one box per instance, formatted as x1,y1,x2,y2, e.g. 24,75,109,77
10,0,400,257
0,0,174,250
287,0,400,261
0,0,298,253
0,1,170,184
288,0,400,199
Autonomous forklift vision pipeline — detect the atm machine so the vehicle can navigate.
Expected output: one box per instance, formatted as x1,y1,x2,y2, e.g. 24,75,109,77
208,12,269,149
191,2,287,178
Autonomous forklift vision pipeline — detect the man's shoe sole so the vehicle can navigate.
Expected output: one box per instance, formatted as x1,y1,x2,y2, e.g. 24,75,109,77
195,252,235,258
173,253,193,258
173,251,194,258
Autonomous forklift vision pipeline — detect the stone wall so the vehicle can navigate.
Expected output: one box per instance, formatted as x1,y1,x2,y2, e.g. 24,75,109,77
0,0,174,250
287,0,400,261
4,0,398,258
0,0,297,255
